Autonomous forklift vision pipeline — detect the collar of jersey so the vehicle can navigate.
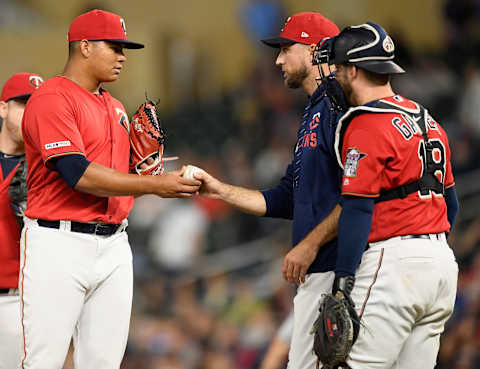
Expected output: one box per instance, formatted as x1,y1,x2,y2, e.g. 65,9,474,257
309,81,328,105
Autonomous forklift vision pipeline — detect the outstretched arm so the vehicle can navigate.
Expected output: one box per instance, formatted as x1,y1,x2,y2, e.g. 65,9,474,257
194,169,267,215
75,162,200,198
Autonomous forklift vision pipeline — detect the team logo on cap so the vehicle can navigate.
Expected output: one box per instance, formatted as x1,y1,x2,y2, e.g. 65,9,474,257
383,36,394,53
29,76,44,89
301,32,309,38
120,18,127,36
344,148,367,177
281,16,291,32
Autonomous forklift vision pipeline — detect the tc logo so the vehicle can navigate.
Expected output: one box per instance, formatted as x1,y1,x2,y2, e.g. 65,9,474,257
29,76,44,89
120,18,127,36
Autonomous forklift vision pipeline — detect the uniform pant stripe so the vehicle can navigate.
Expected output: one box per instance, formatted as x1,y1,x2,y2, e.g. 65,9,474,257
359,248,384,319
20,229,28,369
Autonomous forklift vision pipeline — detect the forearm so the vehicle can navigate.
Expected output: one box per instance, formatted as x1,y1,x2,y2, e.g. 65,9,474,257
75,162,157,197
218,182,267,216
336,197,374,276
300,204,341,251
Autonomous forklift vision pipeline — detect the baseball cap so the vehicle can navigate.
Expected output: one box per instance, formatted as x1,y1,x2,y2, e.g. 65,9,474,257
261,12,339,48
1,73,44,102
68,9,144,49
329,22,405,74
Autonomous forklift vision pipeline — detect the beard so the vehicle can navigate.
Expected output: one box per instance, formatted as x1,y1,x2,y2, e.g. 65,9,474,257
284,64,309,89
336,73,355,106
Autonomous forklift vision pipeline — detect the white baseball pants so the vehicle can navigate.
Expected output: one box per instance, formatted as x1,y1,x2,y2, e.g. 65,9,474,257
0,291,22,369
347,234,458,369
287,271,335,369
19,218,133,369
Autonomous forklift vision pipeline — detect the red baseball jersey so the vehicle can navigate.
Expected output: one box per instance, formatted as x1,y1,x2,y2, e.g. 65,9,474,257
339,95,454,242
0,161,21,288
22,76,133,224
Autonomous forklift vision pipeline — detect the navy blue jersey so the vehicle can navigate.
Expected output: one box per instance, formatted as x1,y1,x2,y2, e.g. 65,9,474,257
0,153,22,179
262,83,341,273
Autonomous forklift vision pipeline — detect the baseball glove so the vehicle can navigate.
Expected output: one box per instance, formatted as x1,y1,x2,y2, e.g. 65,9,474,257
129,99,166,175
8,157,27,227
310,277,360,369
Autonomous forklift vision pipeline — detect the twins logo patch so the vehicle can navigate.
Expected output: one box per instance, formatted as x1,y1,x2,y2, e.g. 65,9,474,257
45,140,71,150
120,18,127,36
29,76,44,89
344,148,367,177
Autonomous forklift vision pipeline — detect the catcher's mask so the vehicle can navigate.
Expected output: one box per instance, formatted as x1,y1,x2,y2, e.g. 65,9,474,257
312,37,348,115
328,22,405,74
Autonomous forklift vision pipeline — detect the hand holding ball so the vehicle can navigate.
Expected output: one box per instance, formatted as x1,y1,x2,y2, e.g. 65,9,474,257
183,165,202,180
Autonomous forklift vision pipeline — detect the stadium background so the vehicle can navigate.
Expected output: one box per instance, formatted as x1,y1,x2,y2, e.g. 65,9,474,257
1,0,480,367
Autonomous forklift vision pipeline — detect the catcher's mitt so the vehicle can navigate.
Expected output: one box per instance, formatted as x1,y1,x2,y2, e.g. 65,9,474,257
311,277,360,369
8,157,27,228
129,99,166,175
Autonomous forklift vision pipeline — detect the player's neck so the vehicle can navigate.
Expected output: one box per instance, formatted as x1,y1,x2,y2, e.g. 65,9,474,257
0,131,23,156
303,73,320,97
62,64,101,94
354,84,395,106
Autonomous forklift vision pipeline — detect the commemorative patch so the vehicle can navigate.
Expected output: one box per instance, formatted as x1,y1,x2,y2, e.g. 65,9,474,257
45,140,71,150
344,148,366,177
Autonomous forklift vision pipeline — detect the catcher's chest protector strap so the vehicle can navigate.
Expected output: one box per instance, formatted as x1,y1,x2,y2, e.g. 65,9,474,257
334,100,444,204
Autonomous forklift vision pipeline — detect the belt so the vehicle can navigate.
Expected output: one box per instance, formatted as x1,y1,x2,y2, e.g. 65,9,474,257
0,288,19,295
401,233,444,241
37,219,124,236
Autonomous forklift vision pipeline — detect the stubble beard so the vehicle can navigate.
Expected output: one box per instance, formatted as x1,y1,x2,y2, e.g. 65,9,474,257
284,64,309,89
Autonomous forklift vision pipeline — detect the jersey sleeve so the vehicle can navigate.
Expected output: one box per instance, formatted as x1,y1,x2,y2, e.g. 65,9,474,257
441,126,455,189
23,93,86,165
340,116,390,197
261,162,294,219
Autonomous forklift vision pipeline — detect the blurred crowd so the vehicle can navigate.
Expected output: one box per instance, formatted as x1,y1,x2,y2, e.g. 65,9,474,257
4,0,476,367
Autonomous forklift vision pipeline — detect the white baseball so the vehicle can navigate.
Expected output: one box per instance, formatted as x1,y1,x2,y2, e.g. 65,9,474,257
183,165,202,180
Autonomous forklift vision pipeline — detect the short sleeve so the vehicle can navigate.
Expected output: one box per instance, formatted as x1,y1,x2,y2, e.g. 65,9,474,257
23,93,86,164
341,118,388,197
441,127,455,189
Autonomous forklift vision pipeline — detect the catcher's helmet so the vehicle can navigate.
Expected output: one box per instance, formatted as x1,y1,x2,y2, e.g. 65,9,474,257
329,22,405,74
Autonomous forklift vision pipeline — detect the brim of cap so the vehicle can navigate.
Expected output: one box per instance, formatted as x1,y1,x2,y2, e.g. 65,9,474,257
261,37,295,48
104,39,145,49
355,60,405,74
5,93,32,102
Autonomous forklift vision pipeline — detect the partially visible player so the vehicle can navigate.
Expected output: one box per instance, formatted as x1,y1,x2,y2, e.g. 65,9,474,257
20,9,200,369
0,72,43,369
195,12,347,369
260,311,293,369
326,22,459,368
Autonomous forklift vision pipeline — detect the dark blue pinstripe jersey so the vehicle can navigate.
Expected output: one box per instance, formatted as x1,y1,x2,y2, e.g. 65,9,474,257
262,83,342,273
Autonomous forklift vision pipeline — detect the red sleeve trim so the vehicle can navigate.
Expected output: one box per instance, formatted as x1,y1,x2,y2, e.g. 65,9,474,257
341,192,380,198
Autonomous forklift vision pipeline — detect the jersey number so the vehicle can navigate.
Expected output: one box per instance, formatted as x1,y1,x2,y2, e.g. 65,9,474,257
418,138,446,198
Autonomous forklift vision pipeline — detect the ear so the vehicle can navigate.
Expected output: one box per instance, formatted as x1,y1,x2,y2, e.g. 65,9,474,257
348,65,358,80
78,39,93,58
0,101,8,120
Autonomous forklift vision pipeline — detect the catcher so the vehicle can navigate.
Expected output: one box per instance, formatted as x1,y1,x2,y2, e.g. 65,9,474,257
311,22,458,369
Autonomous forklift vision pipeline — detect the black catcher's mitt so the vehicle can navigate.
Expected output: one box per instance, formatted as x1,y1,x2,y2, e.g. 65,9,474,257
311,276,360,369
8,157,27,228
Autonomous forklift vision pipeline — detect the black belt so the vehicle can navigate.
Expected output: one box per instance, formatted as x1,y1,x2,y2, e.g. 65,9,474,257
400,234,443,240
0,288,18,295
37,219,123,236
